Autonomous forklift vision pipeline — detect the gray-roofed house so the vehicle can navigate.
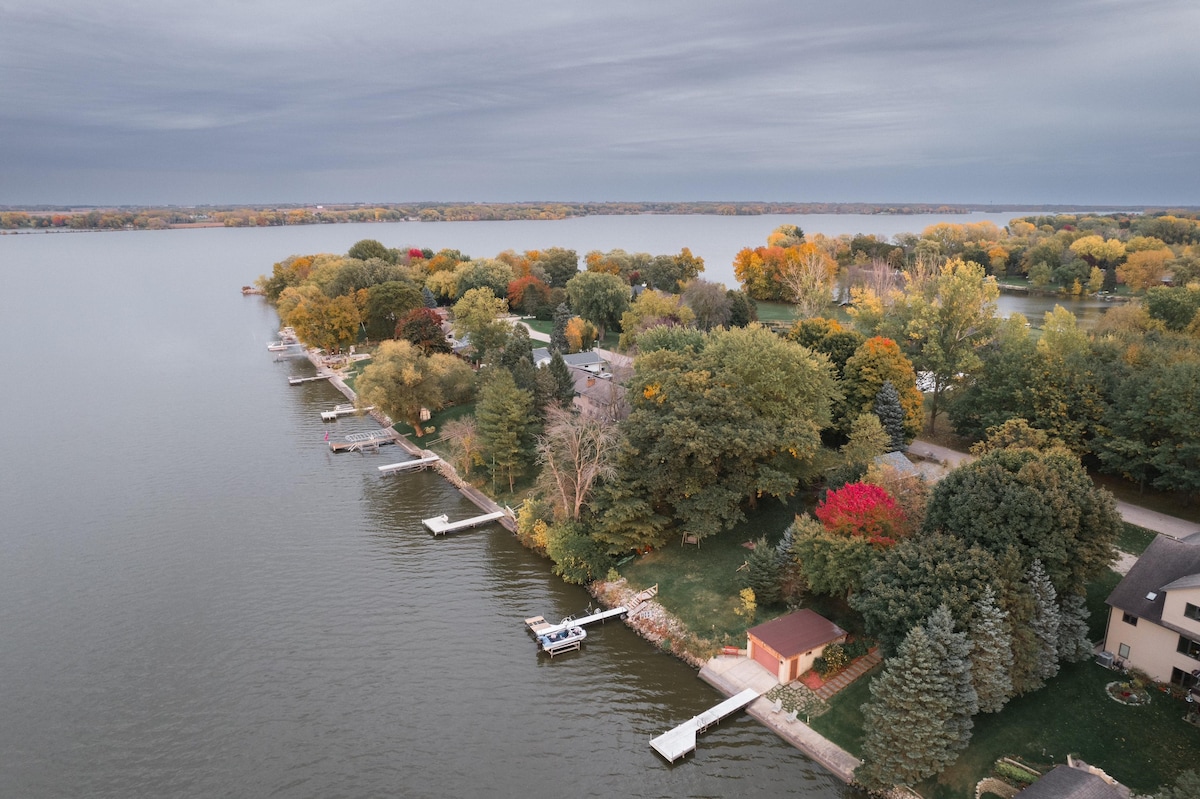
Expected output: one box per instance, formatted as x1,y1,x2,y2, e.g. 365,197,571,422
746,609,847,684
1104,532,1200,687
568,366,629,422
1015,762,1128,799
531,347,607,373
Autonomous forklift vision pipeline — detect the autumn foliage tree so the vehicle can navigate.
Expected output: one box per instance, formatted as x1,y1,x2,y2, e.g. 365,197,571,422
815,482,908,546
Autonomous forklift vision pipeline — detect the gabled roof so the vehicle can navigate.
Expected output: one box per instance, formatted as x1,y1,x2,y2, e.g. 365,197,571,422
531,347,606,369
1107,535,1200,623
747,609,846,658
1015,765,1126,799
871,451,920,476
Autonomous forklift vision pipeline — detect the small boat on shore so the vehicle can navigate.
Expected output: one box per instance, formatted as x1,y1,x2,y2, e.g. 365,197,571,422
538,625,586,656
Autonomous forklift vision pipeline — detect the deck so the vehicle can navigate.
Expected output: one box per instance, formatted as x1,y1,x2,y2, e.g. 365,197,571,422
328,429,404,452
378,455,441,473
422,511,507,535
524,606,628,636
649,688,760,762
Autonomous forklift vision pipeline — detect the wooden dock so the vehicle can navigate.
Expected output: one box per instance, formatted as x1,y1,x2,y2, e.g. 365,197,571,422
378,455,441,473
422,511,507,535
649,688,760,762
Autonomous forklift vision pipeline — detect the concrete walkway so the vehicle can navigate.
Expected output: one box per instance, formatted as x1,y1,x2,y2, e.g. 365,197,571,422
700,655,861,784
813,650,882,701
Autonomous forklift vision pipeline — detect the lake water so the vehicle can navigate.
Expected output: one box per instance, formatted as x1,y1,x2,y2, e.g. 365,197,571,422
0,212,1070,798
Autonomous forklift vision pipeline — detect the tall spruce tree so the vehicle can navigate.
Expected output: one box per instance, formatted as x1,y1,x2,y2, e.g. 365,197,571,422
742,536,783,606
969,586,1014,713
873,380,908,452
923,605,977,751
547,351,577,407
1028,560,1061,682
858,624,959,791
421,286,438,308
551,302,572,353
476,370,537,492
1057,593,1094,662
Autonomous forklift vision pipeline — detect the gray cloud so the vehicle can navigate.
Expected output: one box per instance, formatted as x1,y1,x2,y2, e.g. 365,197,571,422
1,0,1196,204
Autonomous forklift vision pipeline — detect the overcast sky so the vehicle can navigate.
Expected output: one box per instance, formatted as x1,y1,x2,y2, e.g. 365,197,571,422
1,0,1197,206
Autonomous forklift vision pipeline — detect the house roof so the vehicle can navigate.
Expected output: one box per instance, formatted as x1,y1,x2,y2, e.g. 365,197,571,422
747,609,846,658
871,450,920,476
1107,535,1200,623
532,347,606,369
1015,765,1126,799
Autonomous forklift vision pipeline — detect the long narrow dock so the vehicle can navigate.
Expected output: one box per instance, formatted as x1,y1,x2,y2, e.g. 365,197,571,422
321,403,374,421
650,688,760,762
422,511,507,535
289,373,333,385
378,455,440,473
524,606,629,637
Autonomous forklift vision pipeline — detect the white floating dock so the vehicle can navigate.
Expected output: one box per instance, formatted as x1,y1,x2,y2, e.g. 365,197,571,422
525,607,628,636
379,455,441,473
650,688,760,762
322,403,373,421
422,511,506,535
268,340,301,351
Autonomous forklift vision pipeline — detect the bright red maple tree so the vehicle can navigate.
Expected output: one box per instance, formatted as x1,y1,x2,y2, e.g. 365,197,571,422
814,482,907,547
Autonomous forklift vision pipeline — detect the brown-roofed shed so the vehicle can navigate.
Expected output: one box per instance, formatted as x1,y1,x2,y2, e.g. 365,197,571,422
746,609,847,683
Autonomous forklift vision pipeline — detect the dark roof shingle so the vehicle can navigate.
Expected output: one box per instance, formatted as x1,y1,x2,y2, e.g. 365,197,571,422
1107,535,1200,623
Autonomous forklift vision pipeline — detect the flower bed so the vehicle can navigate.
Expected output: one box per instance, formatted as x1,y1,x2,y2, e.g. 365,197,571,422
1106,680,1151,706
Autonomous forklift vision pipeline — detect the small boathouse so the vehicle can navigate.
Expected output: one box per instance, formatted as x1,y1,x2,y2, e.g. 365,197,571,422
746,609,846,684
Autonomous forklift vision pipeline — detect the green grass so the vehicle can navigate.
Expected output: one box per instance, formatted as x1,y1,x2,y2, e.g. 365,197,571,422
808,664,878,755
521,318,619,350
917,660,1200,799
1085,569,1122,641
1117,523,1157,555
391,403,476,448
753,301,799,324
617,493,809,642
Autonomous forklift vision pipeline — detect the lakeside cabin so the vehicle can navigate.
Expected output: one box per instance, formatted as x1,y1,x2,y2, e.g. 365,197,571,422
746,609,847,684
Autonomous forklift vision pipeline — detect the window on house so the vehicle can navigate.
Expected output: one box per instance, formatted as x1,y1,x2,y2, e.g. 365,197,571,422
1171,667,1199,689
1123,612,1138,626
1118,643,1131,660
1177,636,1200,660
1186,603,1200,621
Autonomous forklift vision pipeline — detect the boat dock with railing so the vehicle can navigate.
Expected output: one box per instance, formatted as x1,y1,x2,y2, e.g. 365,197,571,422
378,455,441,474
321,403,373,421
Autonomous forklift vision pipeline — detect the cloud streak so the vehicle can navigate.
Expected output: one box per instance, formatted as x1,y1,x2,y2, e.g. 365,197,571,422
1,0,1197,204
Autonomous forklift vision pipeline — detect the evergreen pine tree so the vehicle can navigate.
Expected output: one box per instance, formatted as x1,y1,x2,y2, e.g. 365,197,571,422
551,302,572,353
476,371,537,492
421,286,438,308
858,624,958,791
923,605,977,751
548,351,576,407
742,536,783,606
873,380,908,451
1057,593,1094,662
969,586,1014,713
1028,559,1061,681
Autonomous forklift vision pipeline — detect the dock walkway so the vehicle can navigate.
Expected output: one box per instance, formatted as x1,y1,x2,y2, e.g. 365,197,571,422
378,455,441,473
523,606,628,636
422,511,507,535
699,655,860,783
649,688,760,762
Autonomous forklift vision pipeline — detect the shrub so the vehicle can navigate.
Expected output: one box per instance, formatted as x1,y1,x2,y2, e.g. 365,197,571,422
819,642,850,676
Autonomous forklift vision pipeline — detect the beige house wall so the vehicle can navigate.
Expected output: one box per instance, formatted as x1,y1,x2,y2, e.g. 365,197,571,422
1105,608,1200,683
1161,586,1200,636
746,635,847,683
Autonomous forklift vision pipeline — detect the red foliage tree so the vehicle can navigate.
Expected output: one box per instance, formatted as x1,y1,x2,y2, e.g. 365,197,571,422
408,248,425,260
395,308,451,354
507,275,552,316
815,482,907,546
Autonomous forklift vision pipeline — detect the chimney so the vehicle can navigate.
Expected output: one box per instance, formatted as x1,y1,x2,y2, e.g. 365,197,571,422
587,377,596,387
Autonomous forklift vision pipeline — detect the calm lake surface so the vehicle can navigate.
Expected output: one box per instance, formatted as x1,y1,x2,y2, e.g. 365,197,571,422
0,212,1070,798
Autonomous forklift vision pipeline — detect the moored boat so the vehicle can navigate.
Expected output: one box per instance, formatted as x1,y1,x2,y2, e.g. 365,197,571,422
538,625,586,656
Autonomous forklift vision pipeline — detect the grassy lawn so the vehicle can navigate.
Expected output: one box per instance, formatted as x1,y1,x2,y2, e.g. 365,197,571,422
1084,569,1122,641
918,660,1200,799
618,493,810,643
809,664,878,755
391,403,475,448
1117,522,1157,555
753,301,799,324
521,318,619,350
